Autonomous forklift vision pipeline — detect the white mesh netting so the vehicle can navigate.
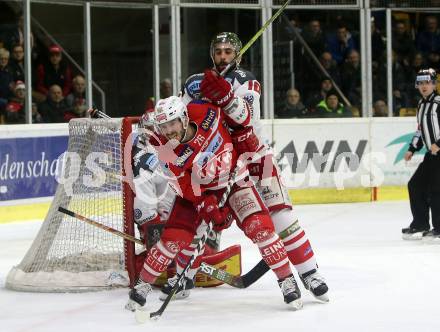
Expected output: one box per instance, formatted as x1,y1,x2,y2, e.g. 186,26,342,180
6,118,132,292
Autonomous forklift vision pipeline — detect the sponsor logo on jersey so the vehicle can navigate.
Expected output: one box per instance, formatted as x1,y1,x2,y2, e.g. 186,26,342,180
196,132,223,167
201,108,217,131
194,147,233,186
145,154,159,171
134,208,142,220
243,94,254,105
186,79,202,99
174,145,194,167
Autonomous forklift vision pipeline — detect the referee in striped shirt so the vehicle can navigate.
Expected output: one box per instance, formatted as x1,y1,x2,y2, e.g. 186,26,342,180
402,68,440,240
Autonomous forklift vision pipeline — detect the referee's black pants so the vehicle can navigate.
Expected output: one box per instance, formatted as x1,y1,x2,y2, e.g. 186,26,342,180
408,152,440,232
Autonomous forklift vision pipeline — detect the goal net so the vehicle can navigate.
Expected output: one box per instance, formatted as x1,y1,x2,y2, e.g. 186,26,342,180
5,117,137,292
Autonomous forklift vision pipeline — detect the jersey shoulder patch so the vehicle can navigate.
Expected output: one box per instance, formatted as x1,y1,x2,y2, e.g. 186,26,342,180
184,73,204,100
227,69,256,85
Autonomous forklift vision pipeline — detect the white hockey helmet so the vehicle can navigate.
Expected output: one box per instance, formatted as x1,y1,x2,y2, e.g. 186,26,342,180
137,109,156,142
138,109,155,129
154,96,189,129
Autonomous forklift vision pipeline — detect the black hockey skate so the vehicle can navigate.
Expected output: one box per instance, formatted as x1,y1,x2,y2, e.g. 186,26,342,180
301,269,329,302
159,274,195,301
402,227,429,240
125,278,152,312
423,229,440,241
278,275,303,310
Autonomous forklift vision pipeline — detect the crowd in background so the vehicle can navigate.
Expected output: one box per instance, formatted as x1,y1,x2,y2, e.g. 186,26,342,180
1,10,440,124
0,12,87,124
275,13,440,119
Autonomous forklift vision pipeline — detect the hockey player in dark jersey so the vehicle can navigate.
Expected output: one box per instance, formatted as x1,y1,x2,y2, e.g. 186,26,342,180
180,32,329,302
126,96,303,312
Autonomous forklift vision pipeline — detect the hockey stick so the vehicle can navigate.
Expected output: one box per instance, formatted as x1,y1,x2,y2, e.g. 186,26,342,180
84,110,271,288
88,108,111,119
148,141,269,320
199,259,269,289
57,206,267,289
220,0,292,76
58,207,144,245
149,164,240,320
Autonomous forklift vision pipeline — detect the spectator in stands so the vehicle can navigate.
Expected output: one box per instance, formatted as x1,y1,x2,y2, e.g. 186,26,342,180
426,51,440,73
276,88,308,118
2,12,34,51
306,76,334,112
373,99,388,117
340,50,361,108
319,52,341,85
392,51,410,115
416,15,440,69
371,17,385,64
316,89,352,118
32,102,42,123
301,19,326,57
9,44,24,82
35,45,72,102
326,24,357,65
0,48,14,117
65,74,87,120
145,78,172,110
38,84,69,123
393,20,416,65
406,52,427,107
4,80,25,124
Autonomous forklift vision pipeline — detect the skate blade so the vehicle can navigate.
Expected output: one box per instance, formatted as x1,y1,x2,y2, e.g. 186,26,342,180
422,236,440,243
288,298,303,311
125,299,138,312
314,293,329,302
402,233,424,240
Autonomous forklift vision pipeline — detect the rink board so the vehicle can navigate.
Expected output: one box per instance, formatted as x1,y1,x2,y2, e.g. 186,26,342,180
1,118,418,223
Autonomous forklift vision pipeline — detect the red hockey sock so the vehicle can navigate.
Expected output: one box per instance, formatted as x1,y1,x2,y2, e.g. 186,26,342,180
174,244,205,278
140,240,178,283
283,230,317,274
257,233,292,280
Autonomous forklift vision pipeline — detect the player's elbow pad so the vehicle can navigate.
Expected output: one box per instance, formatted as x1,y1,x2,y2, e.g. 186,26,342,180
223,97,251,127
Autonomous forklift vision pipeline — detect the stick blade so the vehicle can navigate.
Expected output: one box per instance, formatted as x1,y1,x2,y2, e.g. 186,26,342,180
149,311,162,321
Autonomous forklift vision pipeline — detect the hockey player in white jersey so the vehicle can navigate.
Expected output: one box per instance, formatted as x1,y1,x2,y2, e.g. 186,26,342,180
132,111,175,248
178,32,329,303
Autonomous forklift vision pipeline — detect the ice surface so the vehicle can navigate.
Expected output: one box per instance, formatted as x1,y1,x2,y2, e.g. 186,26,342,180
1,201,439,332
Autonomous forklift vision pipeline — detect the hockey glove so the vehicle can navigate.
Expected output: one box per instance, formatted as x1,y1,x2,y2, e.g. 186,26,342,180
231,126,260,154
195,194,232,231
200,69,234,108
136,214,162,248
